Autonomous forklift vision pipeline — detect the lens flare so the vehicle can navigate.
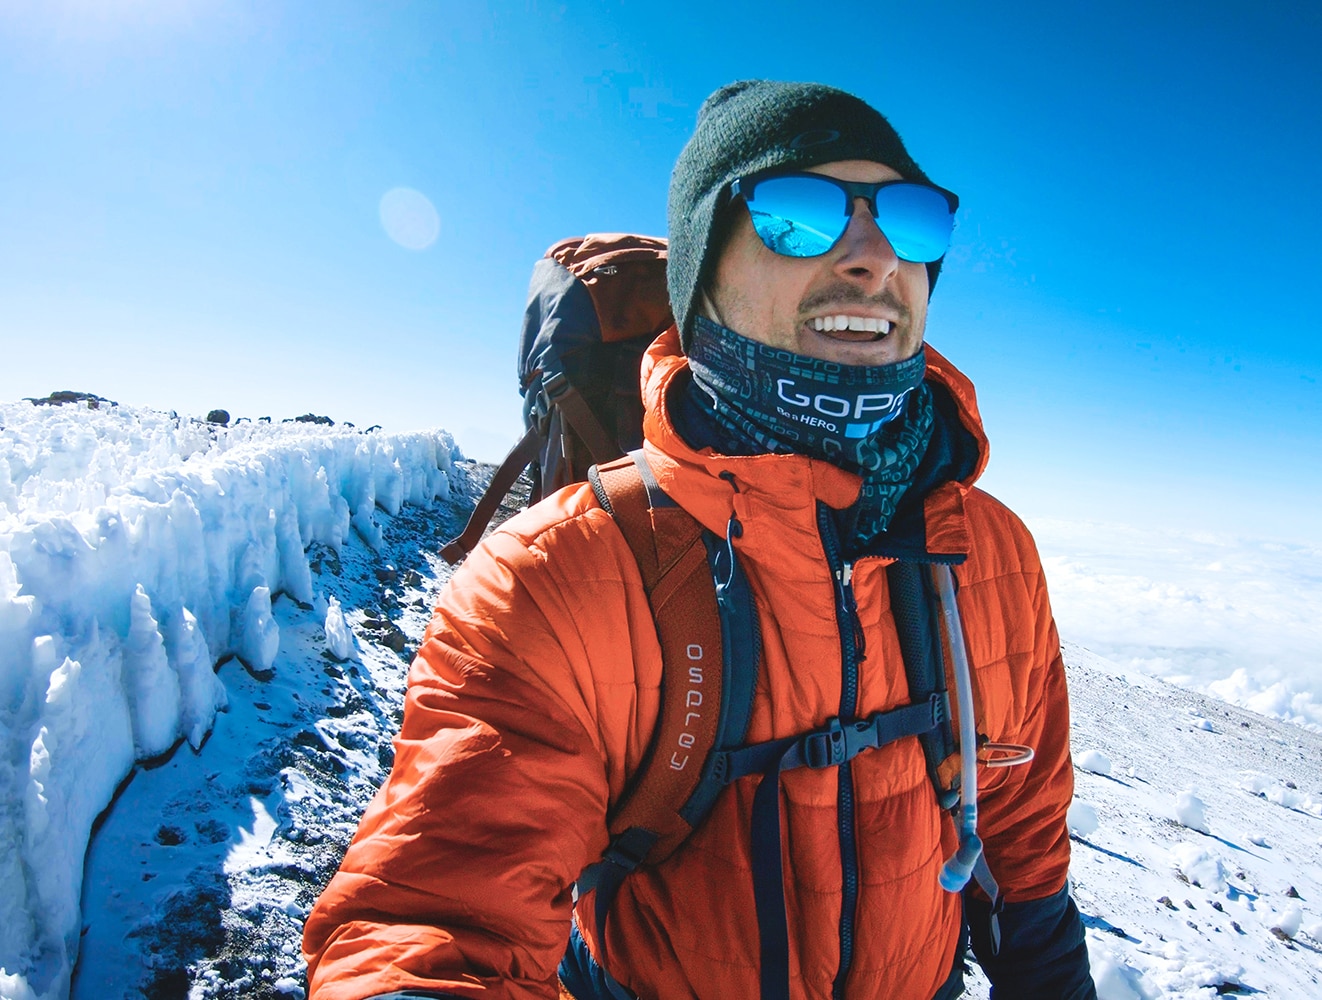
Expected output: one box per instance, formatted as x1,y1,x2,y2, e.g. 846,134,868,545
379,187,440,251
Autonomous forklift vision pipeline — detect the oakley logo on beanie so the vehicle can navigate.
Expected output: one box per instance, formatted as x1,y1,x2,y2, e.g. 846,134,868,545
789,128,842,150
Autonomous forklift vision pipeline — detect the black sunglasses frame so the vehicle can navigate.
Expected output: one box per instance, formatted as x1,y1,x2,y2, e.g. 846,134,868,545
730,170,960,218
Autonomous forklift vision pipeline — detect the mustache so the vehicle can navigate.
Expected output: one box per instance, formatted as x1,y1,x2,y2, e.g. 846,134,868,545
798,285,911,322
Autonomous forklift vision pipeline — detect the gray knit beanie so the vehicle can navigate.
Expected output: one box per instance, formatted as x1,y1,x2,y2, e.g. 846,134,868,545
668,80,944,348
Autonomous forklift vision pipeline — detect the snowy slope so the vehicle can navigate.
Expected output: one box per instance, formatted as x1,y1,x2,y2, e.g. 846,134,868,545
1061,643,1322,998
2,398,1320,999
0,399,459,1000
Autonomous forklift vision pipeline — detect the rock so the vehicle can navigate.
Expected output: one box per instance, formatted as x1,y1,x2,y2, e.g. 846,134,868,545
25,389,117,408
206,409,231,426
155,825,187,846
288,413,335,425
358,616,408,655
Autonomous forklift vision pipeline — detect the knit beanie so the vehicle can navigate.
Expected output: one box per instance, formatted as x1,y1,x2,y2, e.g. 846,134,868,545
668,80,945,348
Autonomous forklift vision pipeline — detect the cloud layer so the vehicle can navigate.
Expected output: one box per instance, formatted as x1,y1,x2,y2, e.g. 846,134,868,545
1027,517,1322,729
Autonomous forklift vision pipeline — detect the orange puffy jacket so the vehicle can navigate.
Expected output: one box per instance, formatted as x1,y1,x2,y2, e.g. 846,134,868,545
303,329,1076,1000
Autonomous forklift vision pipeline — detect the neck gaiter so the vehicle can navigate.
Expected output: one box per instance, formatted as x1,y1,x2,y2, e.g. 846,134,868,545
685,315,935,546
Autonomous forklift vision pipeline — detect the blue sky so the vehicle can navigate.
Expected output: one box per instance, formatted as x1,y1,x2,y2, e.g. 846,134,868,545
2,1,1319,542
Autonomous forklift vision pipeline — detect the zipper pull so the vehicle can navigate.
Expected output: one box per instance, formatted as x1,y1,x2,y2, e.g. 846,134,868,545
836,561,866,659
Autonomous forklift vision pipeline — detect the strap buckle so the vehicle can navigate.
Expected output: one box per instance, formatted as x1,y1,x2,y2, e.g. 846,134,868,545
803,717,848,768
928,691,949,727
802,697,949,771
541,369,570,401
600,826,658,874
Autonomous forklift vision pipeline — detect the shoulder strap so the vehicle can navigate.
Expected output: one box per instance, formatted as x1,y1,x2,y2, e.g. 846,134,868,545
543,369,623,470
584,451,757,861
440,427,541,565
576,451,758,990
887,560,961,807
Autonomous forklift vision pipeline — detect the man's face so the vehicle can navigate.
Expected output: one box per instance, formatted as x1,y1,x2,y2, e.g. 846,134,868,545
704,160,929,366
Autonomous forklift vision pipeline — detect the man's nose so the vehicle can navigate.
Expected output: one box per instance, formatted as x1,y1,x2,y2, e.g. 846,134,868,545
832,197,900,292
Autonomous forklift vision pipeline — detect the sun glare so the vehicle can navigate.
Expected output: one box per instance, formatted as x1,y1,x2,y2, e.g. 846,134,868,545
379,187,441,252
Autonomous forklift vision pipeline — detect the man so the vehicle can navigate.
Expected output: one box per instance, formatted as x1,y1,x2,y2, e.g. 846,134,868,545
304,80,1096,999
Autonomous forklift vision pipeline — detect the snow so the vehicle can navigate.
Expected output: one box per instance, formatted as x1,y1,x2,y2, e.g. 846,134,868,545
272,977,307,999
1169,842,1226,891
1064,663,1322,998
0,398,456,1000
322,595,354,661
1274,902,1303,939
1077,748,1113,775
1174,789,1212,834
4,394,1322,998
1068,800,1100,838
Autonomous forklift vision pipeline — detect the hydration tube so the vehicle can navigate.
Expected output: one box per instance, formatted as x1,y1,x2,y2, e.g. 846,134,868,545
934,563,984,893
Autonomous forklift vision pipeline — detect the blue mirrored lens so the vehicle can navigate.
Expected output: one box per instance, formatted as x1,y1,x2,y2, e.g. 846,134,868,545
743,175,955,263
873,183,955,263
745,175,847,257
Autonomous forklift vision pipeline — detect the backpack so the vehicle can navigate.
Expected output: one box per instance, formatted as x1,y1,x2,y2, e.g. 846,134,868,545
440,234,672,565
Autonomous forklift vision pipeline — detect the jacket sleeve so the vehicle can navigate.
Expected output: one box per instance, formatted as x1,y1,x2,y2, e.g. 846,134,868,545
958,494,1094,994
303,495,659,1000
967,885,1096,999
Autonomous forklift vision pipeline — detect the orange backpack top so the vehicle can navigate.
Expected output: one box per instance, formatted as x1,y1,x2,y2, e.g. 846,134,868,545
441,234,671,565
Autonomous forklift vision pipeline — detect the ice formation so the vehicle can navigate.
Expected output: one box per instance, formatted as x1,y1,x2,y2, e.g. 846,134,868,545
0,398,455,1000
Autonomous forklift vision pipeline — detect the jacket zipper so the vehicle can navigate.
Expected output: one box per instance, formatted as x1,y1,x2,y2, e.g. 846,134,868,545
817,504,865,1000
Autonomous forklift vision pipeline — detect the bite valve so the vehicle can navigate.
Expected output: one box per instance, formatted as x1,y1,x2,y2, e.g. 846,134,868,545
939,831,984,893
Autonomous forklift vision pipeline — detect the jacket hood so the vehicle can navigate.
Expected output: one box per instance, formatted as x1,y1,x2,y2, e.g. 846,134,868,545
640,326,990,561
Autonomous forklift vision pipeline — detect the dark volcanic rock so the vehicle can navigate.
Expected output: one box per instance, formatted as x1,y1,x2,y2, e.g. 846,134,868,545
26,390,117,409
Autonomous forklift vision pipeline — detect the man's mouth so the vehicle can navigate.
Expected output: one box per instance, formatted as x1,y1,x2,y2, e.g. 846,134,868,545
809,314,893,341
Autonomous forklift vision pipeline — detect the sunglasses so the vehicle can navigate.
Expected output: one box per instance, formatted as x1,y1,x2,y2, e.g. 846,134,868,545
729,172,959,263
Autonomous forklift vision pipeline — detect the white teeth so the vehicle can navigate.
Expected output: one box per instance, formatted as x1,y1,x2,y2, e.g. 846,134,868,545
811,315,892,335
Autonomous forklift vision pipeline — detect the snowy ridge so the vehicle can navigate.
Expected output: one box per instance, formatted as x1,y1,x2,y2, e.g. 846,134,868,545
0,399,457,1000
